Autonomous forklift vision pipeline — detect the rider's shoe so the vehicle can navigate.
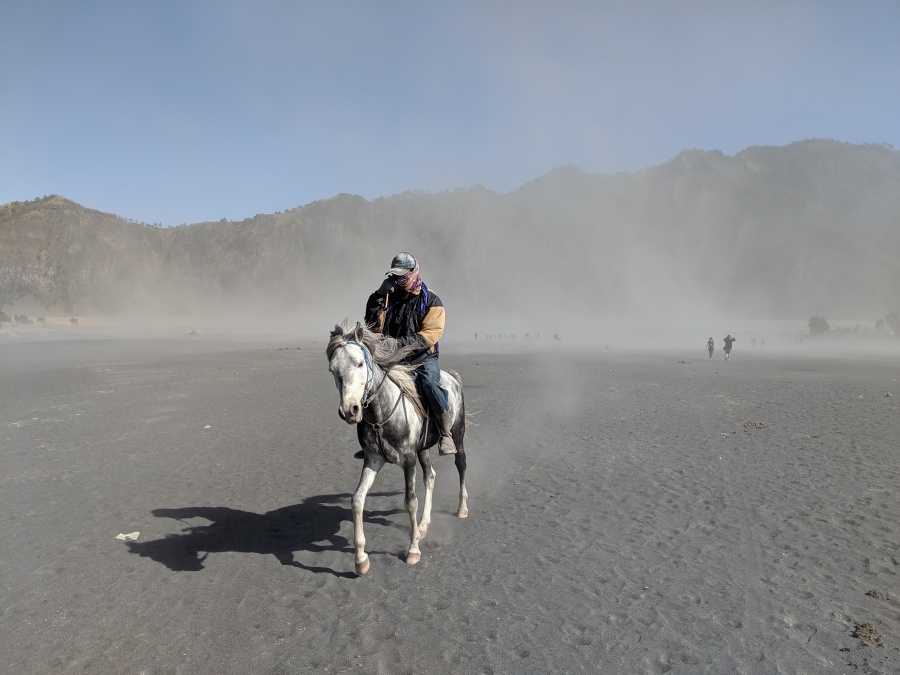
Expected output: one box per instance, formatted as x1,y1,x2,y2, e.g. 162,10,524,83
437,411,457,455
354,450,364,459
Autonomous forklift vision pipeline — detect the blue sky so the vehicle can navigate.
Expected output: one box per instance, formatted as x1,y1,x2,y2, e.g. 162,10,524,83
2,1,898,226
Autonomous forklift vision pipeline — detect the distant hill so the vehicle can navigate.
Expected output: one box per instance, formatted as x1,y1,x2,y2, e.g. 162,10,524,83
1,139,899,332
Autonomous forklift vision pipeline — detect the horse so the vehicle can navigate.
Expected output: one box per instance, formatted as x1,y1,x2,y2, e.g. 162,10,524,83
326,321,468,574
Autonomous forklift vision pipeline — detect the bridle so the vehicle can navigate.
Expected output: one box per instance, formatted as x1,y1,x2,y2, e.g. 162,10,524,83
337,340,377,404
334,340,413,458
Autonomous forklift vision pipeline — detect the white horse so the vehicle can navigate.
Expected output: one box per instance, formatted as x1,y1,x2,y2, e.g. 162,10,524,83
326,321,468,574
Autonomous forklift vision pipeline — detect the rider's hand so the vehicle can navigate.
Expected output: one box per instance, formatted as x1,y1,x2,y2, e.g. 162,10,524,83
380,336,397,351
377,277,396,296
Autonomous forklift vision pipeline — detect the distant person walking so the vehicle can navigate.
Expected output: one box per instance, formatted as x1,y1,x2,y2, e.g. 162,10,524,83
706,337,715,360
723,334,736,361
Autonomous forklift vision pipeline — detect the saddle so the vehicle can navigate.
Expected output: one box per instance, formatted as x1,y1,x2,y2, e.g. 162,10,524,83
352,369,445,460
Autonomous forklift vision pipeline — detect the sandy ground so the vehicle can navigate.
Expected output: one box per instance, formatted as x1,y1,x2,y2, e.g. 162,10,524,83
1,335,898,674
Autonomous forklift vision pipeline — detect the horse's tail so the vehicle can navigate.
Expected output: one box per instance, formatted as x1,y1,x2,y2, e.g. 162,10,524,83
446,369,469,437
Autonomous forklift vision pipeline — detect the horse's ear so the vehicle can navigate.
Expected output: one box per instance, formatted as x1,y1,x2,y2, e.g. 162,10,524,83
354,322,363,341
331,324,343,338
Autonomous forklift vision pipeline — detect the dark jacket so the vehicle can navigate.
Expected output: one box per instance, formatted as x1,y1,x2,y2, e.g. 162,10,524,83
365,285,445,363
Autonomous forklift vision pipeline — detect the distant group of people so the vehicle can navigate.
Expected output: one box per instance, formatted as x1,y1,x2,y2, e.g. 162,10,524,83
706,334,767,360
475,332,552,342
707,334,737,361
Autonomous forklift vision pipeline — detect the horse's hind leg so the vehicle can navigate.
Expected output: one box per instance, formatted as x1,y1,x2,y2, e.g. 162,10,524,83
351,460,382,574
417,451,436,539
403,458,423,565
453,399,469,518
454,442,469,518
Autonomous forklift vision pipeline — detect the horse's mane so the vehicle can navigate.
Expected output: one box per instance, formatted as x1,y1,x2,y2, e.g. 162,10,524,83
326,320,426,419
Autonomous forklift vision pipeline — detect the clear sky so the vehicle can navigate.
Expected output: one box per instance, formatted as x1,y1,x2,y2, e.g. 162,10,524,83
2,1,898,226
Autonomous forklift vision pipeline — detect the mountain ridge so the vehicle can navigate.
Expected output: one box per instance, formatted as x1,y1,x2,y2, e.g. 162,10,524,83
2,139,898,329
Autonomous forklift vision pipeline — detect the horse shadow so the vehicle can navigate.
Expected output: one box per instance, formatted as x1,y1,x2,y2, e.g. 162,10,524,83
125,492,404,578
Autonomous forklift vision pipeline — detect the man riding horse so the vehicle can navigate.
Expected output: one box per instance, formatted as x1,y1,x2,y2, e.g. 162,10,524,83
363,252,456,457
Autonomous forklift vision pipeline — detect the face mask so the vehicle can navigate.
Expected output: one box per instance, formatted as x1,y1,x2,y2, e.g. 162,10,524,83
395,264,422,292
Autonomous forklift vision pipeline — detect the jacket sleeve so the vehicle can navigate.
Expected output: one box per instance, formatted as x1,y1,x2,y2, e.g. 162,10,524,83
364,291,386,331
417,304,445,349
393,293,445,355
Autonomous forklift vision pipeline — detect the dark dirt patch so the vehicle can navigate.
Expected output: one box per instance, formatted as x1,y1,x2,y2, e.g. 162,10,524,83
852,621,885,648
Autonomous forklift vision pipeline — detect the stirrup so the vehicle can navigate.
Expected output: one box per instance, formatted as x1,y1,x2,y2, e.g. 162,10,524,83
438,434,457,456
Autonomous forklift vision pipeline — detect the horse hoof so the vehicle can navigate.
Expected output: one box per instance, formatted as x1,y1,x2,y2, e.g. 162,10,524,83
355,558,370,575
406,552,421,565
457,509,468,519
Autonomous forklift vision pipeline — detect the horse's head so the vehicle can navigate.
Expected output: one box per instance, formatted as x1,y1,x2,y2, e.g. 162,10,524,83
327,322,371,424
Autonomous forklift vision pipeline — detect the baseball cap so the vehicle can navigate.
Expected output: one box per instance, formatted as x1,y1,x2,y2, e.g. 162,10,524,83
387,252,417,276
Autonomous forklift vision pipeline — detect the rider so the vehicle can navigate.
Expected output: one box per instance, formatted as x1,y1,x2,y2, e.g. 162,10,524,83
363,252,456,456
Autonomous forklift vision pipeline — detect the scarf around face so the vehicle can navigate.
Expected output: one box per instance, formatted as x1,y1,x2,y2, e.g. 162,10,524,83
396,261,423,294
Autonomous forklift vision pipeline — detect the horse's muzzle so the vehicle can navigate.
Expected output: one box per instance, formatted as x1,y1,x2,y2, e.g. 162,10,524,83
338,403,362,424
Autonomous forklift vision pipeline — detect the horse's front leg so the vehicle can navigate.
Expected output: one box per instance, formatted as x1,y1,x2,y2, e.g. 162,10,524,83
403,458,423,565
351,459,383,574
416,451,436,540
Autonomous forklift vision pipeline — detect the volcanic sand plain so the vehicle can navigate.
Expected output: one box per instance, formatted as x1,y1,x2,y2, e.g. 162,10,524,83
1,333,899,674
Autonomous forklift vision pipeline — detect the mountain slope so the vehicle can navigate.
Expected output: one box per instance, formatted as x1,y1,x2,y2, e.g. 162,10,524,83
1,140,898,326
